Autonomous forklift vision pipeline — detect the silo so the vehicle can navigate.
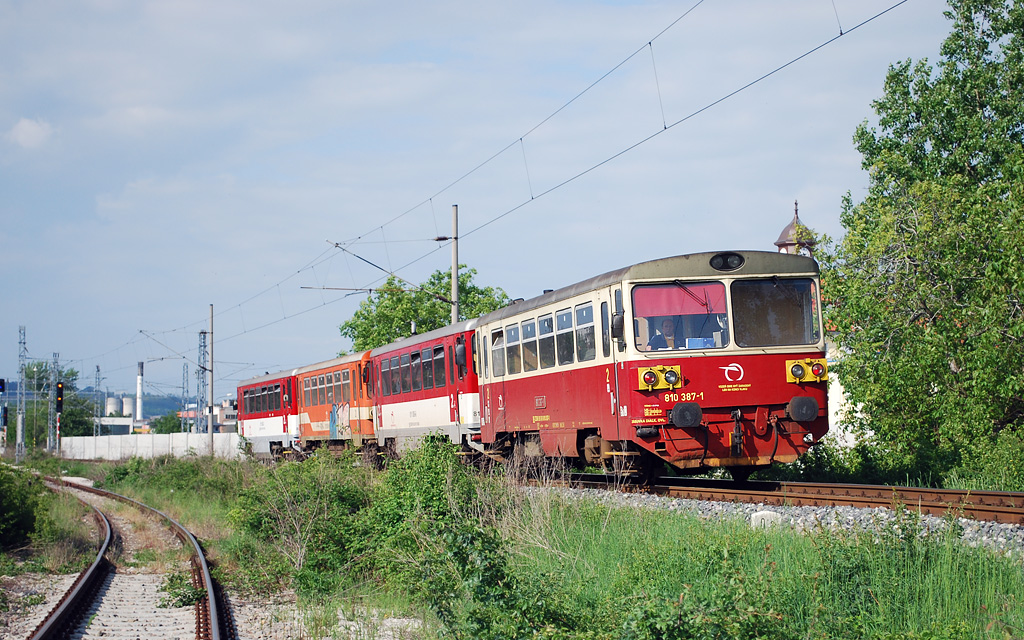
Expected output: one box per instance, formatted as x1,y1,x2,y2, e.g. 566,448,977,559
122,397,133,417
105,397,120,417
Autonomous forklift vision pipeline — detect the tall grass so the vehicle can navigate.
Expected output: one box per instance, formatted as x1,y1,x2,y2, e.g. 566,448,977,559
87,447,1024,639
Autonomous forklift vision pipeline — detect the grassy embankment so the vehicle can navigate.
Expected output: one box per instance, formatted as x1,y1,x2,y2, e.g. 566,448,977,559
6,445,1024,639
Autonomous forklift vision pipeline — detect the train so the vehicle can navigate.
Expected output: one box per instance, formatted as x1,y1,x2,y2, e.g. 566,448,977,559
237,250,829,481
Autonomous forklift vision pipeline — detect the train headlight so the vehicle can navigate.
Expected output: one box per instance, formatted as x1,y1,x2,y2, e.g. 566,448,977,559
786,358,828,383
637,365,682,390
710,252,745,272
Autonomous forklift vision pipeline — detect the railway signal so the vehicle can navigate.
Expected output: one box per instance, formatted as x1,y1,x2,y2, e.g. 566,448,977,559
56,381,64,412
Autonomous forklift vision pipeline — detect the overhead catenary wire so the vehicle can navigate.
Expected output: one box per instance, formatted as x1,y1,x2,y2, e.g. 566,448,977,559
83,0,910,391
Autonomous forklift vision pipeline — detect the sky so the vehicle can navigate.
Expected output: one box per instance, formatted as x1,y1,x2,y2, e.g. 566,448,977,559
1,0,952,404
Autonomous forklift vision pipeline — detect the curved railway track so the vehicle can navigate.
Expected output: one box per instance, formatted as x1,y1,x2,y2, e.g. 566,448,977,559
24,479,230,640
567,475,1024,524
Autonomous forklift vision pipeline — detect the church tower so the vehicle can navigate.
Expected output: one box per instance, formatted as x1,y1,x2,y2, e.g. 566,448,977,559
774,200,816,256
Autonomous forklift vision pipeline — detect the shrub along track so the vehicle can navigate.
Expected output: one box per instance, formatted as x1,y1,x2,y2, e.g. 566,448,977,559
23,479,230,640
566,475,1024,524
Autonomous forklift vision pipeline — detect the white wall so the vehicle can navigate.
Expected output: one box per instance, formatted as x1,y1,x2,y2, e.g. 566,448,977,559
61,432,242,460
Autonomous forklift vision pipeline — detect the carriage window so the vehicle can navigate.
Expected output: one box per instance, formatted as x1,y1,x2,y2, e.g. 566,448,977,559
421,348,434,390
380,359,391,397
400,353,411,393
342,370,351,402
556,308,574,366
448,345,455,383
326,373,335,405
491,330,506,377
390,356,401,395
434,346,446,388
632,282,729,351
506,324,522,375
333,372,342,405
731,278,820,347
575,303,596,362
538,314,555,368
273,383,281,411
317,375,326,405
614,288,626,352
243,389,249,415
411,351,422,392
522,320,538,372
601,302,611,358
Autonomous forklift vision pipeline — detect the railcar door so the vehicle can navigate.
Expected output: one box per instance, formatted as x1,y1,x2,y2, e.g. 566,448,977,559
607,286,625,441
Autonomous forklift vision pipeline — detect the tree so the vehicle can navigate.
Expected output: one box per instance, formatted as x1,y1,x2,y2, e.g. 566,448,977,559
150,413,182,434
821,0,1024,485
339,266,511,351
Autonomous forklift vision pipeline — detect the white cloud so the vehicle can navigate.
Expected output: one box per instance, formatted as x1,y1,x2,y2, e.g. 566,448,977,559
6,117,54,149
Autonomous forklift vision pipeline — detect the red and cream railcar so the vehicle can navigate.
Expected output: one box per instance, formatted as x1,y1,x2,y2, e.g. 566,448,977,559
293,352,374,453
473,251,828,480
369,320,481,453
236,370,300,459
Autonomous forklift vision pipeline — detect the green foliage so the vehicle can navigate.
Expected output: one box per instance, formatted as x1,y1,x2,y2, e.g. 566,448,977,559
821,0,1024,486
99,455,243,498
339,266,510,350
227,448,370,598
0,466,43,549
158,570,207,608
150,413,183,434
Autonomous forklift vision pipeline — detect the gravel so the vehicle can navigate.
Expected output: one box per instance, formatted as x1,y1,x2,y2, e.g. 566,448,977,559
534,486,1024,561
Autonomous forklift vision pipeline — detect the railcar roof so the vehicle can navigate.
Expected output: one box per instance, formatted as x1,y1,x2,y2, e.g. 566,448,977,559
369,317,479,357
476,250,819,325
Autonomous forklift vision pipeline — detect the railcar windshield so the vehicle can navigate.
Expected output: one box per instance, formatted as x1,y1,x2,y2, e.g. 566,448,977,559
731,278,821,347
632,281,729,351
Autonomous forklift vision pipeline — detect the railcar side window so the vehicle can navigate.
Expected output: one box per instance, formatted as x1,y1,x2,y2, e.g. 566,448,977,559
731,278,820,347
411,351,422,392
538,314,555,368
575,303,596,362
601,302,611,358
326,373,335,405
390,356,401,395
273,384,281,411
342,370,351,402
434,346,446,388
556,308,574,366
400,353,412,393
506,324,521,375
448,346,455,384
304,378,311,406
421,348,434,390
491,330,506,377
317,375,326,405
334,372,342,405
381,359,391,397
522,320,538,372
631,282,729,351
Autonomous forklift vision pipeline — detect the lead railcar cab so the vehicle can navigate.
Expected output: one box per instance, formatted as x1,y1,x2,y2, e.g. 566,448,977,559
474,251,828,481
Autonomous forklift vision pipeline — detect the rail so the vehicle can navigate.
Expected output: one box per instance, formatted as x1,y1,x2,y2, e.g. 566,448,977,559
28,479,224,640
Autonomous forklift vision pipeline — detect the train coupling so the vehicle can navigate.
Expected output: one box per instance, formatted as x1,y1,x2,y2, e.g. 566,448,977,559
730,409,743,457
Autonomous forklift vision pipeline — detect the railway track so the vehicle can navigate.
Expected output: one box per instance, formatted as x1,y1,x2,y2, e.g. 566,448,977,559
24,479,229,640
567,475,1024,524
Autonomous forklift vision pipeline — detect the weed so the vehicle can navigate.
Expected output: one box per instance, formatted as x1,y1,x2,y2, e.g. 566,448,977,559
157,570,206,608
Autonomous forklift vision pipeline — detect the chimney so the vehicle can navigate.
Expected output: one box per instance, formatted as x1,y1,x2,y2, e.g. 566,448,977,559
136,362,144,424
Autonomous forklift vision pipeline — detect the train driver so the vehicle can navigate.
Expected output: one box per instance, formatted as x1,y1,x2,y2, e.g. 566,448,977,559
647,317,677,350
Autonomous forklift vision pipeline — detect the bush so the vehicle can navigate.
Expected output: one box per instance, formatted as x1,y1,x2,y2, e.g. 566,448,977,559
227,448,370,598
0,467,43,549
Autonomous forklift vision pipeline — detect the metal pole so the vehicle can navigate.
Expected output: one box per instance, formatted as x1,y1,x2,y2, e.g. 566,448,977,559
451,205,459,324
208,304,214,454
